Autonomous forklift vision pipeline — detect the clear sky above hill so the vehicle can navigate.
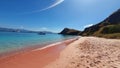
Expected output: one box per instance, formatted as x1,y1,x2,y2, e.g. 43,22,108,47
0,0,120,32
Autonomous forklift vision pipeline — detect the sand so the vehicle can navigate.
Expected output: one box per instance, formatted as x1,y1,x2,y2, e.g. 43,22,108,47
0,37,120,68
44,37,120,68
0,38,77,68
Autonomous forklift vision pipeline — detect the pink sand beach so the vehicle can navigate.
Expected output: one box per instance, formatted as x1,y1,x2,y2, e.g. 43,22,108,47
0,38,77,68
0,37,120,68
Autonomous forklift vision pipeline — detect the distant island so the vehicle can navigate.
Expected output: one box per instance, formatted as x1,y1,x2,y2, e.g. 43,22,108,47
0,27,54,34
60,9,120,39
0,27,36,33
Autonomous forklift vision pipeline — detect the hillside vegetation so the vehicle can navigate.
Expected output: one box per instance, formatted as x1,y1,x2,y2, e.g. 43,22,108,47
60,9,120,39
93,25,120,39
80,9,120,39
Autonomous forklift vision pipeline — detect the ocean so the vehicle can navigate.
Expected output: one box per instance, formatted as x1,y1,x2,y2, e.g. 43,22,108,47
0,32,76,55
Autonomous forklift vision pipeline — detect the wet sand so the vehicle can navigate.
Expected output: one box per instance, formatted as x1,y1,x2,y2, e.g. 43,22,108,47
0,38,77,68
1,37,119,68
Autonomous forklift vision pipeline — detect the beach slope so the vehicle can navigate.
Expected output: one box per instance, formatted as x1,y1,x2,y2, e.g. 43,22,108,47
44,37,120,68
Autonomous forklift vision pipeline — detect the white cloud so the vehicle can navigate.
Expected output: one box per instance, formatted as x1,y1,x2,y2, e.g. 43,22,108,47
41,27,48,30
32,0,64,12
84,24,93,28
41,0,64,11
21,0,64,14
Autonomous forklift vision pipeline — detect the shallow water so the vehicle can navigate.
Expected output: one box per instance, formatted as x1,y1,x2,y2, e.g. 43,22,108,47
0,32,76,54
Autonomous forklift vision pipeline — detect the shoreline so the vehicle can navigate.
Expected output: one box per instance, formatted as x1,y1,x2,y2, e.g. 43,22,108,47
44,37,120,68
0,37,78,58
0,37,78,68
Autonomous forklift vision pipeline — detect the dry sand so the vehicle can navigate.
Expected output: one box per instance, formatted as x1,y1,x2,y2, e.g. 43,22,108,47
44,37,120,68
0,37,120,68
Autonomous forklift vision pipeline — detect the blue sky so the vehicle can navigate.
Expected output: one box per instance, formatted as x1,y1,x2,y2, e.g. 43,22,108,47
0,0,120,32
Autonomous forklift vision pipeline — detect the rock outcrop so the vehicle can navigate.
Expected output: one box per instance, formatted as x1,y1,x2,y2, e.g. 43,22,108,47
59,28,81,35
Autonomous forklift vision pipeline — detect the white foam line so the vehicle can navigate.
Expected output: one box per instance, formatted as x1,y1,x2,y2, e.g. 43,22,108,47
32,37,78,51
0,37,79,59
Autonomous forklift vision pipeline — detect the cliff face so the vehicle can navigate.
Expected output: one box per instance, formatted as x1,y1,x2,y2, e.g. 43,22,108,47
81,9,120,36
59,28,81,35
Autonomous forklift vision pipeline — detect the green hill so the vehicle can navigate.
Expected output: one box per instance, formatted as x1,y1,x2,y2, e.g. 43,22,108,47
60,9,120,39
93,25,120,39
80,9,120,39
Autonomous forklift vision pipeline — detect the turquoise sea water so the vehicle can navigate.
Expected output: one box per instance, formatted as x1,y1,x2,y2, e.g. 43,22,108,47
0,32,75,54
